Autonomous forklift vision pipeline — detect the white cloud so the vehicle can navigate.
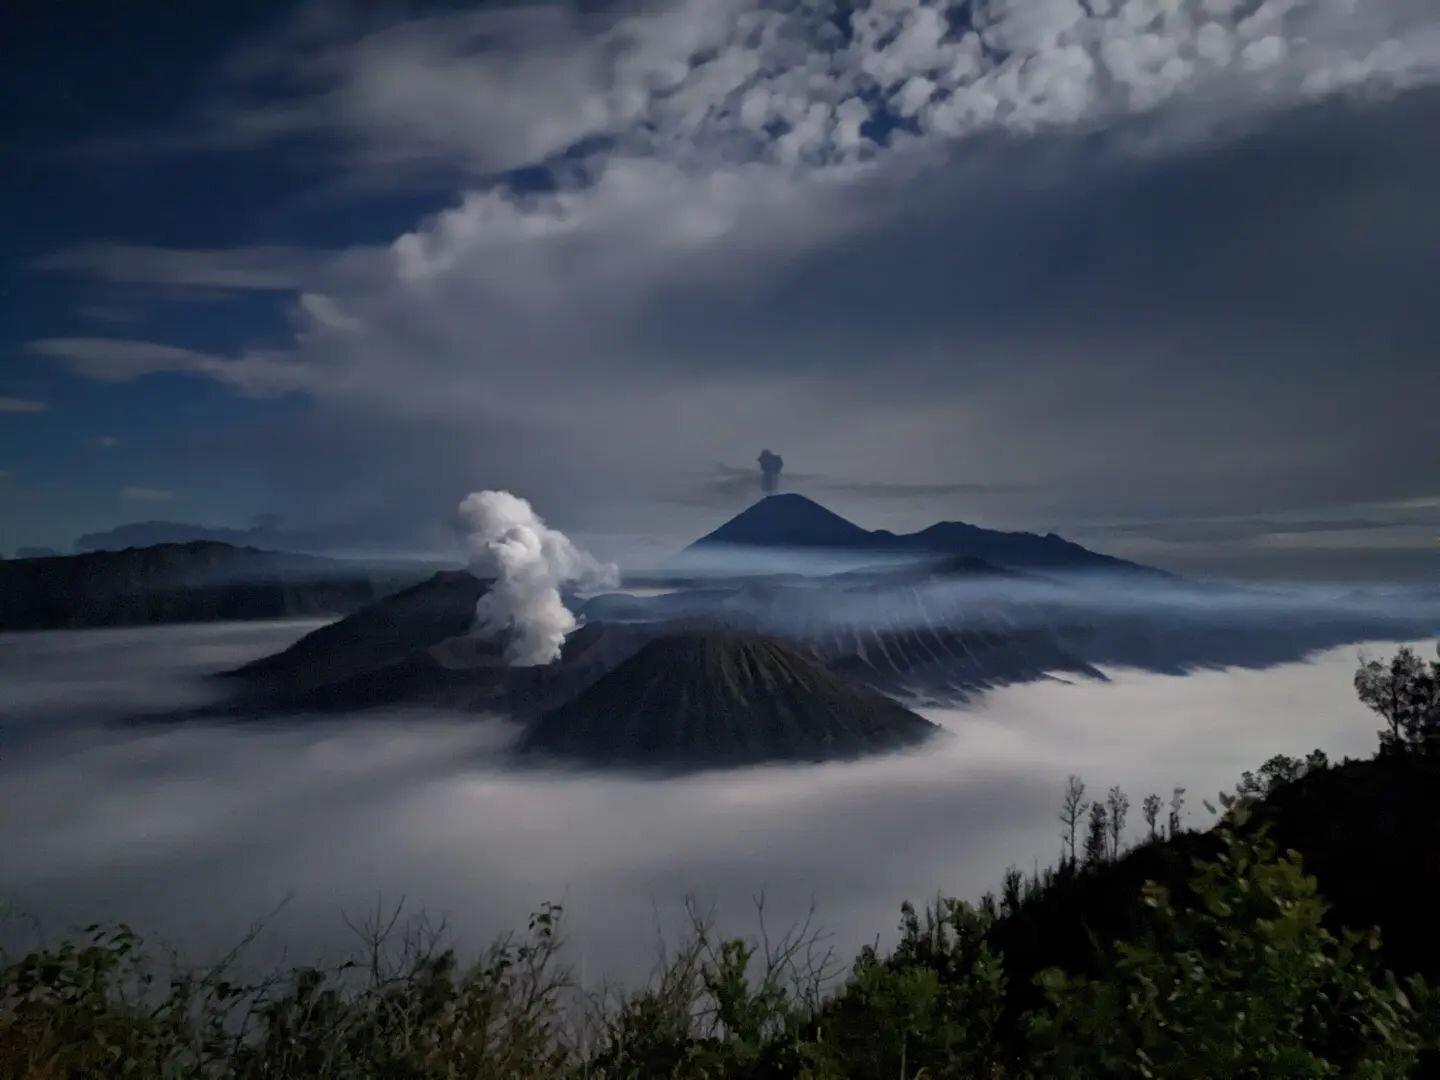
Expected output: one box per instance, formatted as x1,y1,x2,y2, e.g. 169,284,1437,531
58,0,1440,328
197,0,1440,174
0,627,1405,980
121,486,177,502
26,338,311,397
35,244,333,290
1379,495,1440,512
0,397,48,414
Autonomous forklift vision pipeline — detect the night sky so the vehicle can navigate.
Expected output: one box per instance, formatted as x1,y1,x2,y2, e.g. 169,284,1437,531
2,0,1437,578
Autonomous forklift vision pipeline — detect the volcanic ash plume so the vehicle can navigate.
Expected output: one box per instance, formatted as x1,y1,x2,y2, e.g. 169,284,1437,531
758,449,784,494
457,491,618,666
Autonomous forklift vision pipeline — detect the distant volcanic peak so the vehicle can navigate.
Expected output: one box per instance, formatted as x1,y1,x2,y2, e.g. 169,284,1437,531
690,493,875,550
522,629,938,769
686,494,1157,574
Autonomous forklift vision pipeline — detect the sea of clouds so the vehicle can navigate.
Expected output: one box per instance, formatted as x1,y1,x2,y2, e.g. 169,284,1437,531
0,616,1407,987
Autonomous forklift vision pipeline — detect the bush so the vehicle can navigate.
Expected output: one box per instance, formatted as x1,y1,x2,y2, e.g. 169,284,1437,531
1027,815,1426,1078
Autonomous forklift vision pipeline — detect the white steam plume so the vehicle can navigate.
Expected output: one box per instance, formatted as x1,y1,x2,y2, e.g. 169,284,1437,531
457,490,618,666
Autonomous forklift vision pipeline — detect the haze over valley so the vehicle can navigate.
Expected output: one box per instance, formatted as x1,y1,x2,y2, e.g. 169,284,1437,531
0,612,1411,984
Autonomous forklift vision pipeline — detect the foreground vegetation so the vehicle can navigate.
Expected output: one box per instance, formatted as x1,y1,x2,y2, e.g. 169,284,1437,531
4,643,1439,1078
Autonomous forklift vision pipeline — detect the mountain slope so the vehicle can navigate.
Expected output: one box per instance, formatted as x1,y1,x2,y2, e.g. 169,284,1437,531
690,493,878,549
0,542,412,632
898,519,1149,573
218,572,661,718
686,494,1158,574
521,631,939,768
987,753,1440,1028
223,570,489,698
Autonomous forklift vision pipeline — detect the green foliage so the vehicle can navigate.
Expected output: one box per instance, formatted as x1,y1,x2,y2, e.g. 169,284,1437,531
1027,816,1427,1078
588,902,830,1080
0,924,183,1079
231,904,572,1078
810,898,1007,1079
0,908,575,1080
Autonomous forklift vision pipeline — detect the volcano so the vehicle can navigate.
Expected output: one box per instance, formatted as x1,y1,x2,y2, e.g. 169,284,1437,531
686,493,1159,574
690,493,877,550
223,569,489,699
521,630,939,769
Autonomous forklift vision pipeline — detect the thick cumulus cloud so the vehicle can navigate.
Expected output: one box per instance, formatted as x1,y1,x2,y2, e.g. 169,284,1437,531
458,491,618,665
205,0,1440,170
30,0,1440,570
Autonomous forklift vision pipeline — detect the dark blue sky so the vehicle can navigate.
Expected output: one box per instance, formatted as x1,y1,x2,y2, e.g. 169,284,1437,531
1,2,450,545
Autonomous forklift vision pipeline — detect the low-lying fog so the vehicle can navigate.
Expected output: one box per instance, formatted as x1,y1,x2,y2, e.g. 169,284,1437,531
0,618,1410,986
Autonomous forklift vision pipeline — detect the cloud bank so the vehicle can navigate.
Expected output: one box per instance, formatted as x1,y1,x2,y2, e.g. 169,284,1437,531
0,620,1406,982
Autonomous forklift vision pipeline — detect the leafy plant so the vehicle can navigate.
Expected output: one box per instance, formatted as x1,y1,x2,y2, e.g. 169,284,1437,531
1027,813,1427,1078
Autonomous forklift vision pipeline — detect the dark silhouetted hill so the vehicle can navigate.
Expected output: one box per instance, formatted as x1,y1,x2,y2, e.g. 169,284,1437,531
0,542,416,632
522,630,939,768
223,570,489,698
989,753,1440,1024
75,520,271,552
218,571,657,718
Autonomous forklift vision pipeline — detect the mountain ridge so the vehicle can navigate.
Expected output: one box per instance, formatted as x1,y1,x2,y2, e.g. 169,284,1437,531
687,493,1159,574
0,541,418,632
223,569,490,698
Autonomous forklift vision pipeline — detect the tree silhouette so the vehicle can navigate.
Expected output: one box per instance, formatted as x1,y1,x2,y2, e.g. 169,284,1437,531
1141,793,1162,841
1059,776,1087,866
1168,786,1186,838
1084,802,1109,867
1355,643,1440,755
1105,786,1129,860
1235,750,1331,800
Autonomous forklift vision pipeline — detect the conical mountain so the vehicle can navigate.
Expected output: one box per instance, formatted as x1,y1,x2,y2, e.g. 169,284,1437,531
688,493,876,550
521,630,939,769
